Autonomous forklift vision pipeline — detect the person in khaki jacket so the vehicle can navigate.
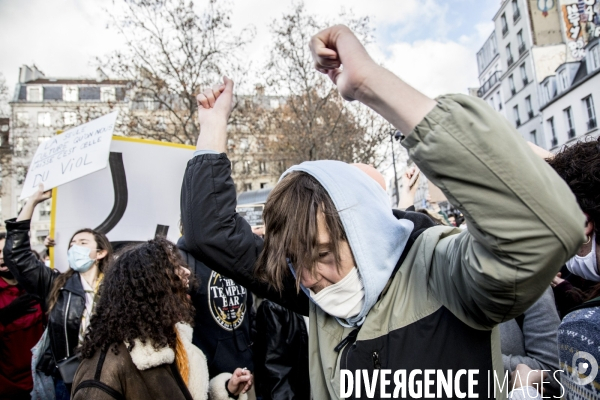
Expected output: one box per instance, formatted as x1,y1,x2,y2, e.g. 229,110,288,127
181,25,585,400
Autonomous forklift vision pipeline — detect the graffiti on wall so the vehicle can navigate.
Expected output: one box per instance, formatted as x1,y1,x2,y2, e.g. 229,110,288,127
562,0,600,59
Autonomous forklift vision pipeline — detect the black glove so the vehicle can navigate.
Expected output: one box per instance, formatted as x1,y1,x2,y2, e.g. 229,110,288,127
0,293,38,326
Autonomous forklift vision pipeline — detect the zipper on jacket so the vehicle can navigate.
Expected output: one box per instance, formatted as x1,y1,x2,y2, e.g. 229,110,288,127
372,351,381,369
334,328,360,352
64,292,72,358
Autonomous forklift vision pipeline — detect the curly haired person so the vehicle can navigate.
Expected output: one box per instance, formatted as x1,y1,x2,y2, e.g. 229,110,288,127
72,237,252,400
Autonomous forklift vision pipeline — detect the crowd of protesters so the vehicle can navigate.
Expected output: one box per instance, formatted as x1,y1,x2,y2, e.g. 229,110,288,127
1,24,599,400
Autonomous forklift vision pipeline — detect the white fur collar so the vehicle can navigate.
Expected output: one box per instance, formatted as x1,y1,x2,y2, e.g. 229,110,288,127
126,323,243,400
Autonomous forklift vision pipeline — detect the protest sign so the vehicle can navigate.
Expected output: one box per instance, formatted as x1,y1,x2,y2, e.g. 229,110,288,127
20,112,118,200
236,204,264,227
50,136,194,271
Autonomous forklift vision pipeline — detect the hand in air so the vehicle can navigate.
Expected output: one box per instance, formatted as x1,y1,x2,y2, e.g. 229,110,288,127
309,25,375,101
196,76,234,130
28,184,52,206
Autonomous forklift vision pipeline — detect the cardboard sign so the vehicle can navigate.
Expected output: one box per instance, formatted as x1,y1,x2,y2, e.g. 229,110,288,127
236,204,264,227
20,112,118,200
50,136,194,272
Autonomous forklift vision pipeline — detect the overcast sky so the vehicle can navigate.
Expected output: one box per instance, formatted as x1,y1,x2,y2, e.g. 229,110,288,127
0,0,499,100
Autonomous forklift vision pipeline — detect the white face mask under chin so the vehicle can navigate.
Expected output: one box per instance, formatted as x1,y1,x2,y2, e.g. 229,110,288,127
566,232,599,282
308,267,365,320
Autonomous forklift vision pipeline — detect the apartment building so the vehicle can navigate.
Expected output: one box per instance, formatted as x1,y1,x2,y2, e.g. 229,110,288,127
540,37,600,149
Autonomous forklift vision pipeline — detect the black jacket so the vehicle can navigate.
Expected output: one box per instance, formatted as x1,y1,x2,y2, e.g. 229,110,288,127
180,154,436,317
177,236,254,377
253,299,310,400
4,218,86,374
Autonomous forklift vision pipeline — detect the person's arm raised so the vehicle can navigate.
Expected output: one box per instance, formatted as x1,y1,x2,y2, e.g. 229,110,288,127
309,25,437,134
195,77,231,153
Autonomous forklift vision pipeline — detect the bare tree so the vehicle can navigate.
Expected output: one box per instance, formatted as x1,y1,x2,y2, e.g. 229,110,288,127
244,3,390,168
99,0,254,144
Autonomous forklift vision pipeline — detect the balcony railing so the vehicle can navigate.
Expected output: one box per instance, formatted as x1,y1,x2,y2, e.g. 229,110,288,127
567,128,576,139
551,137,558,147
528,111,534,119
502,25,509,37
518,43,526,55
511,87,516,95
477,71,502,97
516,119,522,127
508,56,514,67
513,9,521,22
523,78,529,86
588,118,598,130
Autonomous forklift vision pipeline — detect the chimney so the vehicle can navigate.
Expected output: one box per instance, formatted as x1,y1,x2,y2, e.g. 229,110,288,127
255,84,265,96
19,65,32,83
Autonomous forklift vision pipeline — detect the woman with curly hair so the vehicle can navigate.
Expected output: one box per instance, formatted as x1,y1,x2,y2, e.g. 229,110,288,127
72,237,252,400
3,185,112,400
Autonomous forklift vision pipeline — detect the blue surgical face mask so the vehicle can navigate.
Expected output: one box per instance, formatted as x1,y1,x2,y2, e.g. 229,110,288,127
67,245,96,273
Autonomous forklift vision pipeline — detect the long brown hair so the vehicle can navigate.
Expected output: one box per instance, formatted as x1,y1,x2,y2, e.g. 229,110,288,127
47,229,113,312
255,171,346,292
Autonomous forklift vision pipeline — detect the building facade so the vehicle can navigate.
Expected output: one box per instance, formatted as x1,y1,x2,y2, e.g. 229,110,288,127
2,65,129,248
540,37,600,149
477,31,506,116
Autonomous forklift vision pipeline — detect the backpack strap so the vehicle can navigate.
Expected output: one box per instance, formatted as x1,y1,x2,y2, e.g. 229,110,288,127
72,349,125,400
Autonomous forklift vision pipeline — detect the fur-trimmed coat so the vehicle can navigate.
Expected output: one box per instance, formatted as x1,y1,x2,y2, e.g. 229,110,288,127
72,323,246,400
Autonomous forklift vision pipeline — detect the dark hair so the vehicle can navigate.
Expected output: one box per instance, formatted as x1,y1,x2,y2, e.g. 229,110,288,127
255,171,346,292
547,137,600,244
80,237,194,358
0,232,6,241
47,229,113,312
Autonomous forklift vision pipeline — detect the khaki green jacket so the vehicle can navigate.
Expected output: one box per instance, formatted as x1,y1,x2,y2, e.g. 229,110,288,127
308,95,585,400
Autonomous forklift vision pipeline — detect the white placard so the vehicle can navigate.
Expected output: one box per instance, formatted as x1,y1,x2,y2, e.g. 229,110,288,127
50,137,194,272
20,112,118,200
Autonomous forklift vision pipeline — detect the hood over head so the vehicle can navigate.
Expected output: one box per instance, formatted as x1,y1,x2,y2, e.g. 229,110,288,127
281,160,413,327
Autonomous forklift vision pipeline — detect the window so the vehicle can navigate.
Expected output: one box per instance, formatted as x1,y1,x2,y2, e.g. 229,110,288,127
260,182,268,189
512,0,521,22
15,137,25,156
590,45,600,71
38,135,52,144
517,30,526,55
529,130,537,145
583,96,597,130
27,86,42,102
543,82,552,103
547,117,557,147
513,105,521,127
16,112,29,127
240,138,249,150
509,75,516,95
16,166,26,185
525,96,533,119
243,183,252,192
243,160,251,174
488,97,496,110
37,112,51,127
64,112,77,126
564,107,575,138
559,70,569,91
100,87,116,102
520,64,528,85
506,44,514,66
38,200,51,218
501,13,509,36
63,86,78,102
497,91,503,110
258,160,267,174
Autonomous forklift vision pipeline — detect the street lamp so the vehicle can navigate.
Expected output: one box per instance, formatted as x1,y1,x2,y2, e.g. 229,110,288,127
390,129,403,204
